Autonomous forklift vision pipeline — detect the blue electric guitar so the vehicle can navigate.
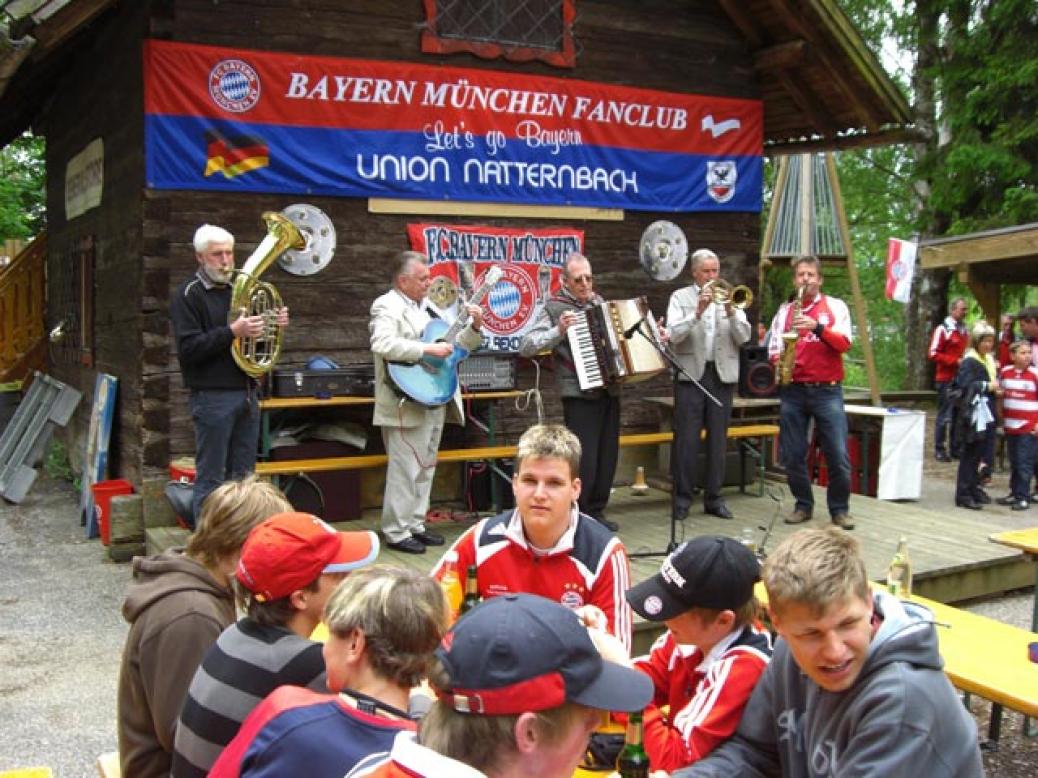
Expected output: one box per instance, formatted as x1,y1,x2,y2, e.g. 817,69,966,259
388,266,503,407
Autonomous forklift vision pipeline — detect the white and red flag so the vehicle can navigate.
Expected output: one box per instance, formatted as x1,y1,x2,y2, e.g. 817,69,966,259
885,238,917,303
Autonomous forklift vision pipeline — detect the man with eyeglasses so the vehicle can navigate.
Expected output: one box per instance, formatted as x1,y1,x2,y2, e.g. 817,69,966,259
520,253,621,532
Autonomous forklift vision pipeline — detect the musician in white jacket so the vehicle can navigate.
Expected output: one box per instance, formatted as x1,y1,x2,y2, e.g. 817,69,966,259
369,251,483,554
666,249,750,521
519,253,621,531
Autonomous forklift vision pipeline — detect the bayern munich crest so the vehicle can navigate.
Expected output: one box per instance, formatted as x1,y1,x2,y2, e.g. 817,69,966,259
209,59,261,113
483,265,537,335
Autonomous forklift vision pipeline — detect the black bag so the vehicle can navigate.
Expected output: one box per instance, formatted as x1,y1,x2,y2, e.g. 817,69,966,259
580,732,625,771
164,479,195,530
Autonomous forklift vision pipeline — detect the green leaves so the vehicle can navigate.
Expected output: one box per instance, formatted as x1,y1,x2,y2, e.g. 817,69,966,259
0,131,45,239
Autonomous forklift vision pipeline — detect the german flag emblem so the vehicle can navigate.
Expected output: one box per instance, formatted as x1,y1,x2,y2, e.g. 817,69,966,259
204,132,269,178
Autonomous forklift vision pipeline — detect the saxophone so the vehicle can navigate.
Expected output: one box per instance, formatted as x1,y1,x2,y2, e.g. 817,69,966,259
777,285,805,386
230,212,306,378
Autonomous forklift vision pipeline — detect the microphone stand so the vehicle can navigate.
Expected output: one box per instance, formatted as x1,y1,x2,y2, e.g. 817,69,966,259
625,318,723,558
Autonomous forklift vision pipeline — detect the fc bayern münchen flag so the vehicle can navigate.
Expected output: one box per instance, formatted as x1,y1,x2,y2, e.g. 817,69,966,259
885,238,916,304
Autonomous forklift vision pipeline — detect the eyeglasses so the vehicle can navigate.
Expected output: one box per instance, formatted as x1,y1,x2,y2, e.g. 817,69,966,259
568,274,593,284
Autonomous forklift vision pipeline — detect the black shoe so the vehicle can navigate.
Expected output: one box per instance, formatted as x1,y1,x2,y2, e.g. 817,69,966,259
996,494,1017,506
387,536,426,554
935,451,951,462
673,504,690,521
705,502,734,520
973,489,991,505
413,529,445,546
1012,500,1030,511
595,516,619,531
955,499,982,511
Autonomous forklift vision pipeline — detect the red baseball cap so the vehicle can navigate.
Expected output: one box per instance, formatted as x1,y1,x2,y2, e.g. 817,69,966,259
236,512,379,602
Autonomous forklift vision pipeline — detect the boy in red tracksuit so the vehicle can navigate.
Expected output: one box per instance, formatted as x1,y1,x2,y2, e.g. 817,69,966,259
625,536,772,772
997,340,1038,510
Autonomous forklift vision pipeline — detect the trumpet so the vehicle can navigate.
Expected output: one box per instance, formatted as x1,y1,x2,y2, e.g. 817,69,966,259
701,278,753,309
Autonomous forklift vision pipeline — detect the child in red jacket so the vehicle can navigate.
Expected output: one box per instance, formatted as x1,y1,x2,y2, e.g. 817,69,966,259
624,536,772,772
997,340,1038,510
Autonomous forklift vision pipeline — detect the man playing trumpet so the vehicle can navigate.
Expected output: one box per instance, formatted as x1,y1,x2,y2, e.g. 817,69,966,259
665,249,751,521
767,255,854,529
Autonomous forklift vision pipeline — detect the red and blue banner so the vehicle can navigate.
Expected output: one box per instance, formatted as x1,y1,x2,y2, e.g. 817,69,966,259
144,40,763,213
407,223,582,352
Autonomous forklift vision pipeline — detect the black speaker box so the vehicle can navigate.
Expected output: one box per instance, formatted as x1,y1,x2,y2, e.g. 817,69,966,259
269,440,362,521
738,344,777,398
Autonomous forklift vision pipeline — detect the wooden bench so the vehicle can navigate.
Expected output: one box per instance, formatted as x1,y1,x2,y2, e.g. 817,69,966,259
257,424,779,495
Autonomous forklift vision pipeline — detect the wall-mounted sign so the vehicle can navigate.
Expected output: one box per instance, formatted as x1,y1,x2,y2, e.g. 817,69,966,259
407,223,583,352
65,138,104,219
144,40,763,213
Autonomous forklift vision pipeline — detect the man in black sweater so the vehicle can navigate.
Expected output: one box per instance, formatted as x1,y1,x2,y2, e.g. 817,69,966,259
170,224,289,524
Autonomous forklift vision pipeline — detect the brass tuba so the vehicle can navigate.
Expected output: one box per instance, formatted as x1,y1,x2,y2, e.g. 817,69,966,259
777,285,805,385
230,212,306,378
702,278,754,309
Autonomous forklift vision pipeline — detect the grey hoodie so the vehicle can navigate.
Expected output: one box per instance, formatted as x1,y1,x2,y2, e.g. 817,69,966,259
117,549,235,778
678,592,984,777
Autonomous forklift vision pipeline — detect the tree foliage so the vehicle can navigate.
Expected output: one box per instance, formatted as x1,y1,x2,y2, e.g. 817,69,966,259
0,131,46,239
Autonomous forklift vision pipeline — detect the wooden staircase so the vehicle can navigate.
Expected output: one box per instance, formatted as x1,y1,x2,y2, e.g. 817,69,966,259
0,234,47,384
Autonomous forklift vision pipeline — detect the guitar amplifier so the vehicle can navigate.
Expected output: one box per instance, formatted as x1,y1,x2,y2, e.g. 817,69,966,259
458,353,517,391
270,364,375,398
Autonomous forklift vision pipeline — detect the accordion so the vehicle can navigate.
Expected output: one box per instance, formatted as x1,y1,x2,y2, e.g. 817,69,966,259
566,297,667,390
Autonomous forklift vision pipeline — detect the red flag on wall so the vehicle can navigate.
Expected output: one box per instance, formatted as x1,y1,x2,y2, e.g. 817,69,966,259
885,238,916,304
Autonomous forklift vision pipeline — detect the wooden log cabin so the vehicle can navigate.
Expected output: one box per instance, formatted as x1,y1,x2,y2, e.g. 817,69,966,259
0,0,910,505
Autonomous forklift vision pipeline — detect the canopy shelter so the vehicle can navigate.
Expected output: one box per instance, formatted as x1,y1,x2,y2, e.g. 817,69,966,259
919,223,1038,325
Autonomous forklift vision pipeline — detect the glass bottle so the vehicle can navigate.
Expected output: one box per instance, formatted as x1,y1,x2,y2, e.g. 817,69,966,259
617,711,650,778
460,564,480,615
886,536,913,597
439,550,463,623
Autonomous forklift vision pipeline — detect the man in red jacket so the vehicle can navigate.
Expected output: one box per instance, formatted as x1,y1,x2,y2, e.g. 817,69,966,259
928,297,968,461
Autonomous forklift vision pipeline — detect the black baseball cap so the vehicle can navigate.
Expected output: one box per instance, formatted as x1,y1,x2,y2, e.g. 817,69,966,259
433,593,652,715
626,535,760,621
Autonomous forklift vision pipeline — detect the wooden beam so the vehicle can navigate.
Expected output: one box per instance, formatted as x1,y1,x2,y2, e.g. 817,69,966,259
765,125,925,153
754,40,808,71
964,272,1001,327
367,198,625,221
765,0,879,131
774,70,838,135
29,0,119,58
718,0,765,48
919,228,1038,269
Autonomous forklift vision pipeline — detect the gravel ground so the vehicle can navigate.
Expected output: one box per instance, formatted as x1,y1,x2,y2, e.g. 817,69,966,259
1,427,1035,776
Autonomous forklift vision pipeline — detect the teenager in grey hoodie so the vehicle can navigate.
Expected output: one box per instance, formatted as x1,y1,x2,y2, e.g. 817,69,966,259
678,527,983,778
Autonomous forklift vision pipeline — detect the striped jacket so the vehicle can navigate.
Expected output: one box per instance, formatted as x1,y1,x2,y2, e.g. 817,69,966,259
1000,365,1038,435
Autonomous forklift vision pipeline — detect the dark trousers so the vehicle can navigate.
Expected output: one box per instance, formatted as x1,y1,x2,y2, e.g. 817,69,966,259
563,394,620,520
1007,434,1037,501
672,364,734,509
935,381,960,456
955,436,986,503
189,388,260,524
779,384,851,518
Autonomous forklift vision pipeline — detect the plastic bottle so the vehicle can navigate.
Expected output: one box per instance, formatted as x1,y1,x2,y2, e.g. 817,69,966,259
617,710,650,778
886,536,913,597
739,526,758,555
439,550,463,623
460,564,480,616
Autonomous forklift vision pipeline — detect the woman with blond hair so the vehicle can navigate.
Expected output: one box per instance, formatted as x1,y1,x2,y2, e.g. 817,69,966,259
953,322,1003,509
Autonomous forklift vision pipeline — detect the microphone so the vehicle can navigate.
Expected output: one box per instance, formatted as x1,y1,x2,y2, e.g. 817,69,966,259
623,315,647,339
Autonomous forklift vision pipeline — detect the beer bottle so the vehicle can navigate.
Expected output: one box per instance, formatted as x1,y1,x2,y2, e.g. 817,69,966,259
886,536,912,597
617,710,650,778
460,564,480,615
439,550,463,623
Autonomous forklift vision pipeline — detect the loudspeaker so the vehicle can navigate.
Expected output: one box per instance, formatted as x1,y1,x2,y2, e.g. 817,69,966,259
739,344,776,398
